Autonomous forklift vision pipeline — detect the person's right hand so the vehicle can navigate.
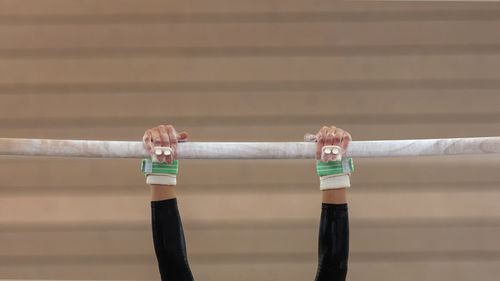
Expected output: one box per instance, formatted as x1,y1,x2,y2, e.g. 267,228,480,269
304,125,352,163
142,125,188,164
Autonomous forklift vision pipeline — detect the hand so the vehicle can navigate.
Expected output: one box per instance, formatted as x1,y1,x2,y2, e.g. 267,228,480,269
143,125,188,164
304,126,352,163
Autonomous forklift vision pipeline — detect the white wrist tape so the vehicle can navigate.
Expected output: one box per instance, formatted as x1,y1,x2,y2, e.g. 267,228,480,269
146,174,177,186
320,174,351,190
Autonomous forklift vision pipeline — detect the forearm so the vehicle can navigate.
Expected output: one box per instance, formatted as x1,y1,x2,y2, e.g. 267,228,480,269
142,125,194,280
151,194,194,281
322,189,347,204
151,185,177,201
315,189,349,281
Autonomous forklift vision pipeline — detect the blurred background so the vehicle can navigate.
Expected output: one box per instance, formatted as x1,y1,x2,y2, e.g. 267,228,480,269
1,0,500,280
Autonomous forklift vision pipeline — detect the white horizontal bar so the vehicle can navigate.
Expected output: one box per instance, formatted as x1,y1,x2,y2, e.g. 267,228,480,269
0,137,499,159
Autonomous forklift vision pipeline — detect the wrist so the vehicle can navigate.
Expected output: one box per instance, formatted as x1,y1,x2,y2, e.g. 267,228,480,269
316,158,353,190
320,174,351,190
146,174,177,185
142,159,179,186
322,189,347,204
151,185,176,201
316,158,353,177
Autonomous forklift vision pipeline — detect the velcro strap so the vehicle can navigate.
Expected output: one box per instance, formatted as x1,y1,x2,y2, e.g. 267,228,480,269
141,159,179,175
316,158,354,177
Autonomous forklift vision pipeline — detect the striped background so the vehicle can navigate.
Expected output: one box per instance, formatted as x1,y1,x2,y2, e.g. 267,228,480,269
1,1,500,280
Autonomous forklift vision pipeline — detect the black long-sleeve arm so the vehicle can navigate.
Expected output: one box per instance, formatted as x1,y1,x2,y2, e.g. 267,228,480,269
151,199,348,281
314,203,349,281
151,199,194,281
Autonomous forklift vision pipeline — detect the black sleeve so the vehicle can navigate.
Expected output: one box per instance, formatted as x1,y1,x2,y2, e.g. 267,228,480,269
151,198,195,281
314,203,349,281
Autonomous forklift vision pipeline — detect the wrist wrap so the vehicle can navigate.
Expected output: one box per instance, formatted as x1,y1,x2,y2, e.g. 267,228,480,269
316,158,354,176
317,158,354,190
142,159,179,186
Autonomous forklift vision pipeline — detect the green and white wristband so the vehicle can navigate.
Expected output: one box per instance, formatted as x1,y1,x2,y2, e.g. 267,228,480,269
316,158,354,177
316,158,354,190
141,159,179,186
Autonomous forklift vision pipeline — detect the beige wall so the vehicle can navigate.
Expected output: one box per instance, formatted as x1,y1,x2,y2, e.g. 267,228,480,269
1,1,500,280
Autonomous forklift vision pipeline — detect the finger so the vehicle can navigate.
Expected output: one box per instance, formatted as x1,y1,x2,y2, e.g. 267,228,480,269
333,128,346,161
331,126,342,147
151,129,162,163
341,131,352,153
159,126,170,163
335,128,344,146
325,127,336,147
176,131,189,142
142,131,153,152
304,133,317,142
323,127,334,163
316,132,323,160
316,126,329,160
158,127,168,163
317,126,329,160
166,125,177,164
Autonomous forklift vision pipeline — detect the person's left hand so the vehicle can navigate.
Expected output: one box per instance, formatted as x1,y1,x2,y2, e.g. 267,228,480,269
142,125,188,164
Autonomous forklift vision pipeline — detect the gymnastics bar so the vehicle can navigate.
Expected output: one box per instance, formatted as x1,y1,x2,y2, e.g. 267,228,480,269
0,137,499,159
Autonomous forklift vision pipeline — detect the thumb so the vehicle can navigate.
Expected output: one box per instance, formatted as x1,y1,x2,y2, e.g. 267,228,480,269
177,131,189,142
304,133,317,142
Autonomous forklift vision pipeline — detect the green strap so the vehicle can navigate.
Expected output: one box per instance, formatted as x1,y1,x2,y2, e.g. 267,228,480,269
316,158,354,177
141,159,179,175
